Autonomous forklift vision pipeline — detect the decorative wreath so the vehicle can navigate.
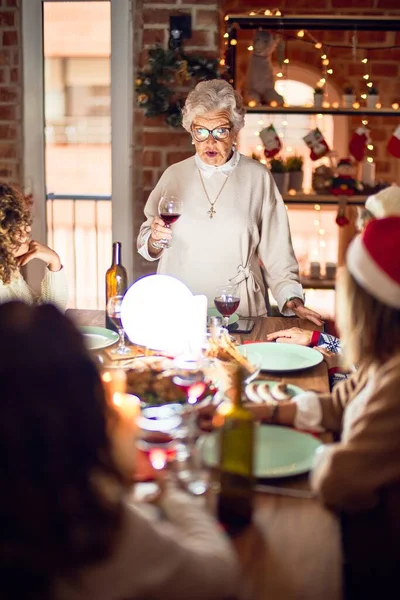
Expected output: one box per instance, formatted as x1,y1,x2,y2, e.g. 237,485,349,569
135,46,221,127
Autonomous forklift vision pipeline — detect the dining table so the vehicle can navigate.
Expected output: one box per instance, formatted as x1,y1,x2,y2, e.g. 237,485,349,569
67,308,343,600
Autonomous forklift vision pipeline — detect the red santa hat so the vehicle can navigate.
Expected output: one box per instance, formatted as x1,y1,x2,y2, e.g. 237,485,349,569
365,185,400,219
347,216,400,309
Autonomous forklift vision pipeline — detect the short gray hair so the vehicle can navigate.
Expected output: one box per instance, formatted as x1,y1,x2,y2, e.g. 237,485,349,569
181,79,246,134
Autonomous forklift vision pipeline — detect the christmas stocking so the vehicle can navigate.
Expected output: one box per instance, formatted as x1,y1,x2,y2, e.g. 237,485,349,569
260,124,281,158
336,197,350,227
349,126,370,162
387,125,400,159
303,128,330,160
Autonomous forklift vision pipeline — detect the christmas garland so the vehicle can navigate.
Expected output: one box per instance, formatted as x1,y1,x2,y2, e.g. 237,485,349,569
135,46,221,127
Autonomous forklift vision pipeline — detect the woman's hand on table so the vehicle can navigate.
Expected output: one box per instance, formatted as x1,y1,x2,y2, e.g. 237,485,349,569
267,327,313,346
283,298,324,327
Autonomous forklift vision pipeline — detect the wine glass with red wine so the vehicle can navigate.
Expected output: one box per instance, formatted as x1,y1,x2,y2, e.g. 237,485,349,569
152,195,182,249
214,284,240,328
106,295,131,356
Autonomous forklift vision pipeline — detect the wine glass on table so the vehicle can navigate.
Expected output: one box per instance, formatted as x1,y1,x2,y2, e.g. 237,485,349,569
152,195,182,250
171,356,212,495
106,295,131,356
214,284,240,329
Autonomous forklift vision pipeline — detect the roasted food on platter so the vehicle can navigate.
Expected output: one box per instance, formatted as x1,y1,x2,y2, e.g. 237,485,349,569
125,357,215,406
204,330,254,375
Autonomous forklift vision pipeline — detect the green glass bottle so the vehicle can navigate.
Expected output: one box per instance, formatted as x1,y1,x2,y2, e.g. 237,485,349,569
217,365,255,535
105,241,127,332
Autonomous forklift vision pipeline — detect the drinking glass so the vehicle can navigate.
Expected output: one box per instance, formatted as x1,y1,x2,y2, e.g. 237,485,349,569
214,284,240,328
152,195,182,249
106,295,131,356
171,356,212,495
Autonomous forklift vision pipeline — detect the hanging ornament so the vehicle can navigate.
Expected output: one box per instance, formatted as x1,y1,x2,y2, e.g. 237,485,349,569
175,60,190,85
387,125,400,159
336,198,350,227
349,126,370,162
260,124,282,158
303,128,330,161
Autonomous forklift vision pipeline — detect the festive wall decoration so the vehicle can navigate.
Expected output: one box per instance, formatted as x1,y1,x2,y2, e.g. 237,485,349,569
303,128,330,161
349,126,370,162
135,46,221,127
259,124,282,158
245,30,284,107
387,125,400,159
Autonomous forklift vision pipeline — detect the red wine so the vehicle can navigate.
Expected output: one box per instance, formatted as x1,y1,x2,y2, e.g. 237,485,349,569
160,213,181,226
214,296,240,317
109,312,122,329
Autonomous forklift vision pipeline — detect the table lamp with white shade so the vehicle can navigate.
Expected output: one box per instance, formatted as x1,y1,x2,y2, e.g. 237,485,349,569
121,274,208,357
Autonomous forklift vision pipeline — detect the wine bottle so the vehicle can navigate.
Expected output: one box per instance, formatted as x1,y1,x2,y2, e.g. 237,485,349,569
105,241,128,331
216,365,255,535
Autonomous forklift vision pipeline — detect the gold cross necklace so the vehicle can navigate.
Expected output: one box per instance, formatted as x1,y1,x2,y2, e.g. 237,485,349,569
198,169,230,219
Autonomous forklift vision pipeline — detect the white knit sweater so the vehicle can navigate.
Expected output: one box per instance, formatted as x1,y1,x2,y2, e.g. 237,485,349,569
138,153,303,317
0,268,68,312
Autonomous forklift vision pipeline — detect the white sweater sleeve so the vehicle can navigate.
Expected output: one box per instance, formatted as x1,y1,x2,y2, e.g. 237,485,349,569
257,170,304,314
40,267,69,312
72,487,240,600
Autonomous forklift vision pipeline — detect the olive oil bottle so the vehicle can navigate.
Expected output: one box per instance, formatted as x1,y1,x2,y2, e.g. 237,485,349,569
217,365,255,535
105,242,127,331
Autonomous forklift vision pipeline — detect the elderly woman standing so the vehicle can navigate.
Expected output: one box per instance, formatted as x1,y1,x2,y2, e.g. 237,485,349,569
138,79,322,325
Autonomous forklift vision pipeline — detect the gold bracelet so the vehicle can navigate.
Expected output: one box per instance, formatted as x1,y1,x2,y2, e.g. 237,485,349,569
269,400,279,424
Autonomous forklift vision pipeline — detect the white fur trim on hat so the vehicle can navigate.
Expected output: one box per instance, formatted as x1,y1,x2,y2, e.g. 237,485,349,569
365,185,400,219
347,235,400,309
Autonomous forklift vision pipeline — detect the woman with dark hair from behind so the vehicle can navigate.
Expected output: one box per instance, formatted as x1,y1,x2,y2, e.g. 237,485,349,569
0,301,238,600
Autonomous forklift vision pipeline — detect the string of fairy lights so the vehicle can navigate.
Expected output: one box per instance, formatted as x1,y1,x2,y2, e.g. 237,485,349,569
223,9,400,173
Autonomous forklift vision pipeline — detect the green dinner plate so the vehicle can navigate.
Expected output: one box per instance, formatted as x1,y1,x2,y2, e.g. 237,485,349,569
208,306,239,326
80,326,119,351
238,342,323,372
200,424,322,478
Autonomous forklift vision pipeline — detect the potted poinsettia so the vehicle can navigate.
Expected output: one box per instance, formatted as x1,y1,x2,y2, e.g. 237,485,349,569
366,86,379,109
342,85,356,108
269,158,289,195
286,154,304,192
313,87,324,108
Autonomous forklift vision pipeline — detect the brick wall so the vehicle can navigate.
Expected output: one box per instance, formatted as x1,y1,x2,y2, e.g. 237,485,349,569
0,0,22,186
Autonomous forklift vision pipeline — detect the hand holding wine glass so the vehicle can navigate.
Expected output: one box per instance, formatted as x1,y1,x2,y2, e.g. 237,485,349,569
214,284,240,328
106,295,132,356
152,195,182,250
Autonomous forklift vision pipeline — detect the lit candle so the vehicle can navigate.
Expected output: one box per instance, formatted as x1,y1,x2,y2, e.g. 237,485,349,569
110,392,140,477
101,369,127,404
361,161,376,186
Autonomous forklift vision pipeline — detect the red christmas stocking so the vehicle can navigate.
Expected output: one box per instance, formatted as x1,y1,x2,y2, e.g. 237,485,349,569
336,197,350,227
387,125,400,159
303,128,330,161
260,124,282,158
349,126,370,162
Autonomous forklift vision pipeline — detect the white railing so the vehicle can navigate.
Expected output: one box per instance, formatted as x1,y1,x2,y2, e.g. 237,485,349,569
46,193,112,309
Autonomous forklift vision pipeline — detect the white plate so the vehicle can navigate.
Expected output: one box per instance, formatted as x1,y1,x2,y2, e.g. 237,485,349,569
80,326,119,351
200,424,322,478
238,343,323,372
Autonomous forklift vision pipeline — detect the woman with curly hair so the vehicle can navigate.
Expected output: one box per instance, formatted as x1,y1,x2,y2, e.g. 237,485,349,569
0,301,238,600
0,182,68,310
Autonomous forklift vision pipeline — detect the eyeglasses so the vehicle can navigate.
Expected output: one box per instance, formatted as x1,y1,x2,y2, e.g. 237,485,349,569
191,126,232,142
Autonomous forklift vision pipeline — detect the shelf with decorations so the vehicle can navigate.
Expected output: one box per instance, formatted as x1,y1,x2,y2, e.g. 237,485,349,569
246,106,400,117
